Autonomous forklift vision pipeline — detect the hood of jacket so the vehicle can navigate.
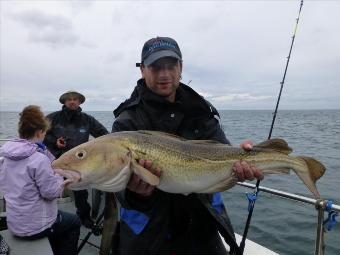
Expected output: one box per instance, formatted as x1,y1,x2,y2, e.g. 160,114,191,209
0,139,37,160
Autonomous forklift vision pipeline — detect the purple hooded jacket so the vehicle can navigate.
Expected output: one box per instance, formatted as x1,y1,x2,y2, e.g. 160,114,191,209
0,139,64,236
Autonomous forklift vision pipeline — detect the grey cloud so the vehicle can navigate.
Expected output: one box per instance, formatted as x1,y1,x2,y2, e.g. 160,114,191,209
12,9,72,30
11,9,79,48
28,30,78,49
1,2,339,111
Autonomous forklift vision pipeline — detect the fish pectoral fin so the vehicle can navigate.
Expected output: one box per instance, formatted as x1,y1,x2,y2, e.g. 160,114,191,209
131,160,160,186
197,177,238,193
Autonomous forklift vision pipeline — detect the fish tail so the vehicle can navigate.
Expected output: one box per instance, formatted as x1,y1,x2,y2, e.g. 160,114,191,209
297,156,326,182
295,156,326,198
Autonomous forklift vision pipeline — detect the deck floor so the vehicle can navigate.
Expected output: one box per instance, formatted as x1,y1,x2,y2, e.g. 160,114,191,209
57,193,103,255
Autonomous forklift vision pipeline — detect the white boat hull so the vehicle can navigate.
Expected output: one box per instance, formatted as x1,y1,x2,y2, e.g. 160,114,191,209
221,233,280,255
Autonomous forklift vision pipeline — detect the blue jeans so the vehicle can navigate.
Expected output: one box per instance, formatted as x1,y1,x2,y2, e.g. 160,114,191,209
22,210,81,255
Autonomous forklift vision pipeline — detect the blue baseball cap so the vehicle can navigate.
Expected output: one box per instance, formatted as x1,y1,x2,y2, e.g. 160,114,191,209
136,37,182,67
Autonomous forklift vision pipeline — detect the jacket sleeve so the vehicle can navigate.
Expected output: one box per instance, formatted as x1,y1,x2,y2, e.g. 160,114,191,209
89,116,109,138
196,112,230,145
44,113,58,151
111,111,140,132
205,102,231,145
211,121,230,145
31,154,64,200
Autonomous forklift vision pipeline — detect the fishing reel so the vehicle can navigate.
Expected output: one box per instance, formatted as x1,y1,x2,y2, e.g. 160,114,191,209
92,223,103,236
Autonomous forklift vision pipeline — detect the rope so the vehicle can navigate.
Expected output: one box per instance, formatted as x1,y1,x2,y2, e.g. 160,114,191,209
246,191,258,212
239,1,304,253
324,200,339,232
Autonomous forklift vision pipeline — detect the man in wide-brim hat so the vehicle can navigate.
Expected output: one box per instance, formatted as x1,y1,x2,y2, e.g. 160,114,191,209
44,90,108,229
59,90,86,105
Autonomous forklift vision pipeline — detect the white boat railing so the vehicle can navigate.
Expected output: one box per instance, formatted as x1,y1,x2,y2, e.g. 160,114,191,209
237,182,339,255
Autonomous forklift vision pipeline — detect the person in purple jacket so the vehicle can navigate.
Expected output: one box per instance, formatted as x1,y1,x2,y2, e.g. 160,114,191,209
0,105,81,255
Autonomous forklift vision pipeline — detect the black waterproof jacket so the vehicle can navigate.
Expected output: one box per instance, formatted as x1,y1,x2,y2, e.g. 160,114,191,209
44,106,108,158
111,79,240,255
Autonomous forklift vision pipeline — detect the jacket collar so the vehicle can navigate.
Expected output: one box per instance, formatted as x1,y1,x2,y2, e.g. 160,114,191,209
114,79,213,118
61,105,82,120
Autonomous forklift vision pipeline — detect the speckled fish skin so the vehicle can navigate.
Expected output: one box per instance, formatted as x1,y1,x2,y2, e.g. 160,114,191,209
52,130,325,198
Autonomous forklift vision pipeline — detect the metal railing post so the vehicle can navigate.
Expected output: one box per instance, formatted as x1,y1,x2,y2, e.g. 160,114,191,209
315,200,326,255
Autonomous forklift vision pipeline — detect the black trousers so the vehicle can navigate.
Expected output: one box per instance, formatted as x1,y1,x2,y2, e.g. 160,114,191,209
21,210,81,255
74,189,91,219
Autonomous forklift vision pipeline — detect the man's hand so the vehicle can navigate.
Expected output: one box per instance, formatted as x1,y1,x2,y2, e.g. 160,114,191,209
232,140,264,182
56,137,66,149
127,159,161,197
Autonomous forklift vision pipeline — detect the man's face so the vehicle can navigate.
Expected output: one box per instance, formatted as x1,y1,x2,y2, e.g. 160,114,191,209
64,96,81,110
141,57,182,102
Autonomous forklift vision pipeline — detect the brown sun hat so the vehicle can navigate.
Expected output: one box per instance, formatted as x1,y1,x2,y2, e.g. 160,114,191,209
59,91,86,104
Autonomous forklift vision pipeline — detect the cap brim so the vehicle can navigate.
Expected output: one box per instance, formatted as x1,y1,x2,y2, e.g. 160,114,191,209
143,50,181,66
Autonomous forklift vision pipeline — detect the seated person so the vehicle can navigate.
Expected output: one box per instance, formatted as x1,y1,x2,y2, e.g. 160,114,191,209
0,105,81,255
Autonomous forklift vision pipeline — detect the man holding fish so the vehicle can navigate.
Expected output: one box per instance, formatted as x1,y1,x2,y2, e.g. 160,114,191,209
52,37,325,255
110,37,263,255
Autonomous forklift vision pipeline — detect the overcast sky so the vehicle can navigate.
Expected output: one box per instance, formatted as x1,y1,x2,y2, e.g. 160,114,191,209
1,0,339,111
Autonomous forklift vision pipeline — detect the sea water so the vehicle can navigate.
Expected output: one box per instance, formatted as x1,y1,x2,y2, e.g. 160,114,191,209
0,110,339,255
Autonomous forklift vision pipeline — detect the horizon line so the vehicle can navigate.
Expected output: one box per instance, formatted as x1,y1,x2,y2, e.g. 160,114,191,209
1,108,340,112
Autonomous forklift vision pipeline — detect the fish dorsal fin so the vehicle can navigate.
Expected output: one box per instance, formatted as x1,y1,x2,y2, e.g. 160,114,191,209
254,138,292,154
138,130,186,140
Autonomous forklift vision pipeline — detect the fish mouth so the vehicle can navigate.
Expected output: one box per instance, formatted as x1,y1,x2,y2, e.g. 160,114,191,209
54,168,82,186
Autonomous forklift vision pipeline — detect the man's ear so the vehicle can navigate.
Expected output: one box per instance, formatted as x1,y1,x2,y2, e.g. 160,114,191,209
140,65,145,78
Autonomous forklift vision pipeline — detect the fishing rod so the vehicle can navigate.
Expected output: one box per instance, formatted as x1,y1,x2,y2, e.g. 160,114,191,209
239,0,304,254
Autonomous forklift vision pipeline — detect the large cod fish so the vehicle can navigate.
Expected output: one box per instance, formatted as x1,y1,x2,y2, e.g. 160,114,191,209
52,130,326,198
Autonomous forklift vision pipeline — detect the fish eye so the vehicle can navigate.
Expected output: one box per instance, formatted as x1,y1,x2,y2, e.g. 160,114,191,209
76,150,86,160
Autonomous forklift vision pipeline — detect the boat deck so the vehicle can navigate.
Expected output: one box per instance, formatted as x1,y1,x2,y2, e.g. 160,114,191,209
58,195,103,255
